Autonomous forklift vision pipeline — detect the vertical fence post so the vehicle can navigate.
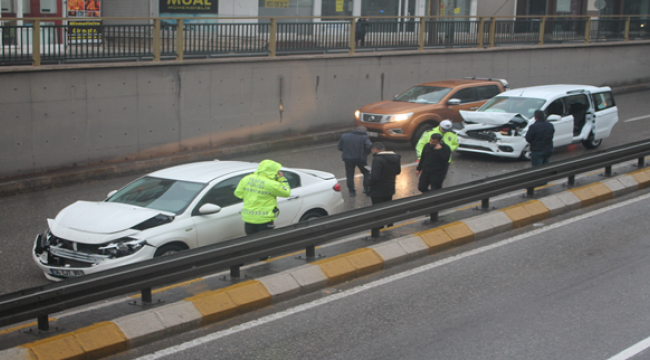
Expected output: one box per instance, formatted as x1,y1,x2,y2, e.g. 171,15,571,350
32,20,41,66
488,17,496,48
418,17,426,50
175,19,184,61
538,17,546,46
349,17,356,54
269,18,277,57
477,17,485,48
153,18,161,61
38,315,49,332
624,16,631,41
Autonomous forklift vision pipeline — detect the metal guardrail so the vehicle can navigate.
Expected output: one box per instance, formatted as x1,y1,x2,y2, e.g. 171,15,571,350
0,139,649,331
1,15,649,66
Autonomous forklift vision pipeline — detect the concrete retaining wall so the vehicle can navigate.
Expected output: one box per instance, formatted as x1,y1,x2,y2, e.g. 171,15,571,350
1,41,649,180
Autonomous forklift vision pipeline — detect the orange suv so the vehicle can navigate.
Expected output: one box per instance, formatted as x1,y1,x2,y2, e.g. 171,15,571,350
354,78,508,145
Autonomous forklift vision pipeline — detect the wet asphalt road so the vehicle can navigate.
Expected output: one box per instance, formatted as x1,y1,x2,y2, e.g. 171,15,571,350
0,90,648,295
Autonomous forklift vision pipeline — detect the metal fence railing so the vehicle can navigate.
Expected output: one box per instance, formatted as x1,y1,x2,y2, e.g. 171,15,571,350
0,15,648,66
0,139,649,331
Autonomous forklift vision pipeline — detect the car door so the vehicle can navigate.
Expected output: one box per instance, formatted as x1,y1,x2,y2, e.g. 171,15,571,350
275,170,305,226
591,90,619,140
442,87,482,122
543,97,573,147
191,173,248,247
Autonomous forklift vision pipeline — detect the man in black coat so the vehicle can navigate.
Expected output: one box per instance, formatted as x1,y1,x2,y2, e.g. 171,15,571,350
338,126,372,197
525,110,555,167
367,142,401,205
417,133,451,192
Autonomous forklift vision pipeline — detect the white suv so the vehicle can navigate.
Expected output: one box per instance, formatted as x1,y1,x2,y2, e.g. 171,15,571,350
456,84,618,160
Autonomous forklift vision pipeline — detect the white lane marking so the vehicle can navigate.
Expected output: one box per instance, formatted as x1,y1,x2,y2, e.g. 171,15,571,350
135,192,650,360
607,336,650,360
624,115,650,123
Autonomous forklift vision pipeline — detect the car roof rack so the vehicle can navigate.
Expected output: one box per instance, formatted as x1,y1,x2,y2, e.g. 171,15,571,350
463,77,509,88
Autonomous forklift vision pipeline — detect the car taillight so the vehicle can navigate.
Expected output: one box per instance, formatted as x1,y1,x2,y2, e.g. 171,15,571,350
333,183,341,192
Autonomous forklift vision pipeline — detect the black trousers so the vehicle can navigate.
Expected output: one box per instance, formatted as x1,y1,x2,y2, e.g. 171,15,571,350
345,161,369,192
244,221,275,235
418,172,445,193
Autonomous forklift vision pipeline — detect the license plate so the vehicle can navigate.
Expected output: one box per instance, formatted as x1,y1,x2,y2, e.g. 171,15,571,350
51,269,85,277
367,132,379,138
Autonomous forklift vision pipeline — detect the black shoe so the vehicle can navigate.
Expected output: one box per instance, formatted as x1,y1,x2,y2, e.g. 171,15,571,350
349,190,356,197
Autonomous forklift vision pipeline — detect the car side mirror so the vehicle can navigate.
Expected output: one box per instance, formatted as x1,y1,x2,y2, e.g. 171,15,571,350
447,98,461,106
547,115,562,122
198,203,221,215
107,190,118,198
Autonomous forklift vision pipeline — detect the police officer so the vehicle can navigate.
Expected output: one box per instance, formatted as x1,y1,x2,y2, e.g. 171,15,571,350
415,120,458,163
234,160,291,235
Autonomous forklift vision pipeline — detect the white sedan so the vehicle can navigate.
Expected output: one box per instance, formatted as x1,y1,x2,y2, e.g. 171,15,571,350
456,84,619,159
33,161,344,281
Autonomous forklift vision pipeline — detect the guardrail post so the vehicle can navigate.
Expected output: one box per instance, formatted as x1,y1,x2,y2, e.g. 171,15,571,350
38,315,49,332
568,175,575,186
624,16,631,41
141,288,153,304
526,187,535,197
371,227,380,238
430,211,438,223
584,17,591,44
538,17,546,46
418,17,426,50
349,17,356,54
305,245,315,259
477,17,485,48
230,264,241,278
488,17,496,48
605,165,612,176
481,198,489,209
269,18,277,58
639,156,645,168
153,19,161,62
175,19,184,61
32,20,41,67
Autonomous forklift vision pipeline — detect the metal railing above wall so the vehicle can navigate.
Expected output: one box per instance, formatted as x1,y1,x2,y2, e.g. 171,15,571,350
0,139,649,331
0,15,648,66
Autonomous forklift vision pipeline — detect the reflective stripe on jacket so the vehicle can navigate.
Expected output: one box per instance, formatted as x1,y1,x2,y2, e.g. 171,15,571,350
234,160,291,224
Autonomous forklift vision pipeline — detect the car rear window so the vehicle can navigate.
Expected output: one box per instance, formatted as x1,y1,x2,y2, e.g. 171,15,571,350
394,86,452,104
592,92,616,111
476,85,501,100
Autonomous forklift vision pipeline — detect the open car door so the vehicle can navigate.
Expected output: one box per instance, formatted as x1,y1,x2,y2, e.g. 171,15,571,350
591,89,618,140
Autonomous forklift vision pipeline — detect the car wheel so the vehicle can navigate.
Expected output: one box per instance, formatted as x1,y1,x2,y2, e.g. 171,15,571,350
582,133,602,149
300,210,325,222
154,244,186,257
411,122,437,147
519,145,532,161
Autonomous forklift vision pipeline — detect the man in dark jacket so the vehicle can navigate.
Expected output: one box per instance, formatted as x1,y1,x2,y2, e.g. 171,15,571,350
338,126,372,197
367,142,401,205
525,110,555,167
417,133,451,192
368,142,401,230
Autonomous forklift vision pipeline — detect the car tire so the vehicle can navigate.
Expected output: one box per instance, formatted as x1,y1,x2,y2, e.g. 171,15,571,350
582,132,602,149
519,145,532,161
154,244,186,257
411,122,437,147
300,210,325,222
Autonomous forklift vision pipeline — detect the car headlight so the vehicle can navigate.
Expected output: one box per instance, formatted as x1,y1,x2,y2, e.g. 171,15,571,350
98,238,147,258
388,113,413,122
355,110,360,120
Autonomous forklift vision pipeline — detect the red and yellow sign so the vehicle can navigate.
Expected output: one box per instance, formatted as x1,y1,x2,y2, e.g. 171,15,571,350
68,0,101,17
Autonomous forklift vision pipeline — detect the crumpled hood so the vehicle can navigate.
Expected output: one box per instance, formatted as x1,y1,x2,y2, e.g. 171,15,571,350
361,100,431,114
53,201,166,234
256,160,282,180
460,111,528,125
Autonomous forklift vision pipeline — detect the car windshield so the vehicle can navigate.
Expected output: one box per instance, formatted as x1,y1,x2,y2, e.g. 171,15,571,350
107,176,206,214
479,96,546,118
393,86,452,104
